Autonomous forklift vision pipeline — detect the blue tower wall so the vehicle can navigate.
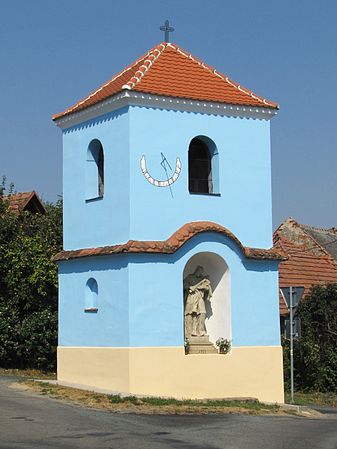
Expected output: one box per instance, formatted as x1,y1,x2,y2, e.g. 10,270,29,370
129,106,273,249
58,233,280,348
62,107,130,251
58,254,129,347
62,105,273,251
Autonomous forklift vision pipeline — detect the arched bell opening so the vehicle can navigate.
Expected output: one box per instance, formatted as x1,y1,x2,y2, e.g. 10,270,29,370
86,139,104,200
188,136,219,194
183,252,231,345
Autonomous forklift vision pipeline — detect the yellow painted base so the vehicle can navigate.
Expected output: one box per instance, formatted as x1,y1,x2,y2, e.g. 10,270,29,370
57,345,284,403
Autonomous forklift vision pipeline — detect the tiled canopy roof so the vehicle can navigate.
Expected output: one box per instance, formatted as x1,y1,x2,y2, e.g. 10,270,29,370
54,221,285,262
274,218,337,316
6,191,45,215
53,42,278,121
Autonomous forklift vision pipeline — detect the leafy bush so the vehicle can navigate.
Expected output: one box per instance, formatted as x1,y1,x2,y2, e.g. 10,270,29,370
0,179,62,371
20,309,58,371
284,283,337,392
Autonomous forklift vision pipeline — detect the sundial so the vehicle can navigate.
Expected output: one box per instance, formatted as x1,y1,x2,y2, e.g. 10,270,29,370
140,153,181,195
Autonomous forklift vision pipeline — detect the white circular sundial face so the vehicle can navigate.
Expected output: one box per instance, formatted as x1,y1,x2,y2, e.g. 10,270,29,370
140,155,181,187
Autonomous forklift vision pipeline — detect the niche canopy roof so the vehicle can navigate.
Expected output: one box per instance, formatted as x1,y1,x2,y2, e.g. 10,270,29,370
53,42,278,125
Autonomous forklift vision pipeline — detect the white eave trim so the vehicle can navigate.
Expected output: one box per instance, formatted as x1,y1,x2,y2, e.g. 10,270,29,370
54,90,278,129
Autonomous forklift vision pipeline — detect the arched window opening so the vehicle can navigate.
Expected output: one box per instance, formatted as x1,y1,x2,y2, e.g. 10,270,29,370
97,147,104,197
85,277,98,312
189,137,211,193
86,139,104,200
188,136,219,194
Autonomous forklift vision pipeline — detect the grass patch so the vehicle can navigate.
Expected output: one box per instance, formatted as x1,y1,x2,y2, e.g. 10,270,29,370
286,391,337,408
0,368,56,380
14,380,288,416
107,394,277,411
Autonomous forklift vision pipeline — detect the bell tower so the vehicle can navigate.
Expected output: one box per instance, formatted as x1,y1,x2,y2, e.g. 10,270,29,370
53,42,285,403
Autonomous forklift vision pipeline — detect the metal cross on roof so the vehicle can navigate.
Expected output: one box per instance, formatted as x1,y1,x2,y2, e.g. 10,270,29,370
160,20,174,42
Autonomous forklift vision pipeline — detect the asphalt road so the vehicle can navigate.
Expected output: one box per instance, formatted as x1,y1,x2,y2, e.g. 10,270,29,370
0,376,337,449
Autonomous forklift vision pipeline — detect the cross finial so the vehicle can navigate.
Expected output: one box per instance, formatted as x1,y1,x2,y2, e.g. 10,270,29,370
160,20,174,43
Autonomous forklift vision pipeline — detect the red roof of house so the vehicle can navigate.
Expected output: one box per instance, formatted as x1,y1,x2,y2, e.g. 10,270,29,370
7,191,46,215
53,42,278,121
274,218,337,316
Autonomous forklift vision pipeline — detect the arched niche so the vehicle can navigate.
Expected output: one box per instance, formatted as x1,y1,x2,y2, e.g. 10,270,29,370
183,252,231,344
188,135,219,194
86,139,104,200
85,277,98,310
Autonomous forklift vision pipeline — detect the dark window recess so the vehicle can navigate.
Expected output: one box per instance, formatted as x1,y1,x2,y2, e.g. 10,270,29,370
188,138,212,194
98,148,104,197
84,307,98,313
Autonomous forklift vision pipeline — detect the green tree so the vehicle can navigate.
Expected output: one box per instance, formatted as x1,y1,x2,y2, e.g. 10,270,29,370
0,180,62,371
291,283,337,392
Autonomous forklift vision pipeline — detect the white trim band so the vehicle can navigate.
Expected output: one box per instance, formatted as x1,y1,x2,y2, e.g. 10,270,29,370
54,91,278,129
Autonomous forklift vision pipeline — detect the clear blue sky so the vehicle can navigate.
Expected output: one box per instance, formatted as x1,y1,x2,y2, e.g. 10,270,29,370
1,0,336,229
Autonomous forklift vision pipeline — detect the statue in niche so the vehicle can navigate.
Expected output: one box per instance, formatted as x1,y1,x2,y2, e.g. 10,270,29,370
184,266,213,338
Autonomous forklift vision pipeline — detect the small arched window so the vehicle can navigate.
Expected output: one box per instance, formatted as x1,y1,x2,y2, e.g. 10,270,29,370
85,278,98,312
86,139,104,200
188,136,219,194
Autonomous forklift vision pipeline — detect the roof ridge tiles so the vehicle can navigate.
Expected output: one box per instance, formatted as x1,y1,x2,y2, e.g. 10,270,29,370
301,223,337,234
121,42,167,90
284,217,337,235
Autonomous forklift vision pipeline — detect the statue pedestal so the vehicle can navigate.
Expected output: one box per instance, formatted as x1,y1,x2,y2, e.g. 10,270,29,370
188,335,217,355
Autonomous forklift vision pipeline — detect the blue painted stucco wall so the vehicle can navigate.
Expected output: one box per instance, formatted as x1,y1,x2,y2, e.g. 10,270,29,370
129,106,273,249
62,105,273,251
62,107,130,251
58,254,129,347
58,233,280,348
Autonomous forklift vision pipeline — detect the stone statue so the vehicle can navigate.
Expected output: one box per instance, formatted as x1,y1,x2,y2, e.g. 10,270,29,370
184,266,213,338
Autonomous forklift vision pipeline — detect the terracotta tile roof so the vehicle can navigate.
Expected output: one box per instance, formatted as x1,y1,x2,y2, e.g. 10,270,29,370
300,224,337,260
6,191,46,215
53,42,278,121
54,221,284,262
274,218,337,316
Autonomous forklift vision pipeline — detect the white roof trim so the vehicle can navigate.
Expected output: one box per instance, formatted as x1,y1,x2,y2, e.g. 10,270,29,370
54,91,278,129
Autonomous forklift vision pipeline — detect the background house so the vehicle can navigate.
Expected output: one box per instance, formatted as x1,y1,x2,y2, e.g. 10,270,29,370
274,217,337,322
7,191,46,215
